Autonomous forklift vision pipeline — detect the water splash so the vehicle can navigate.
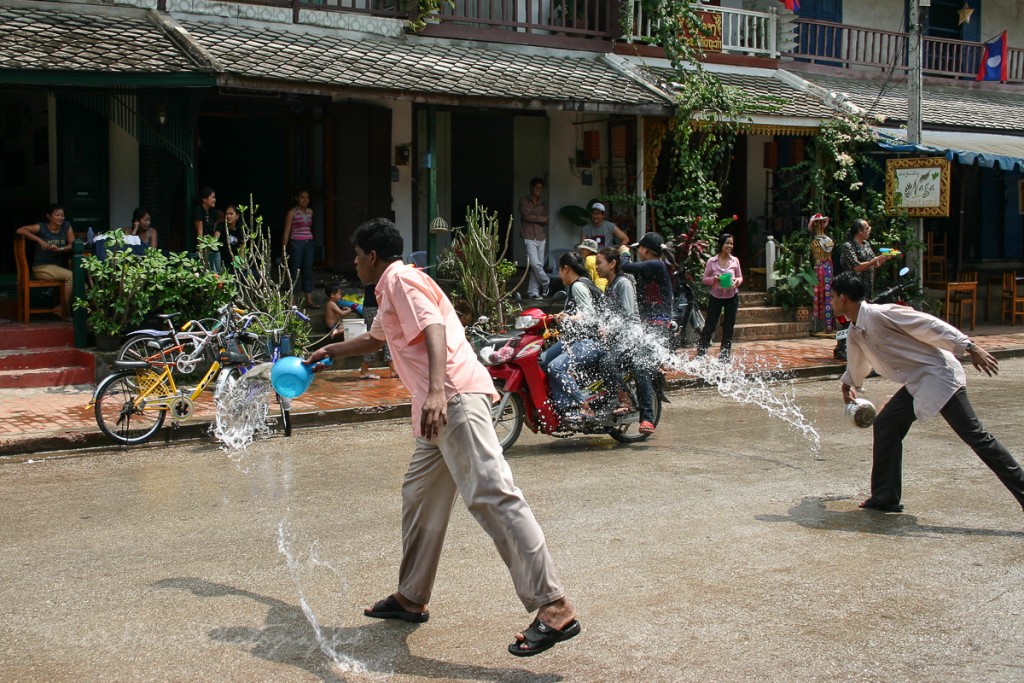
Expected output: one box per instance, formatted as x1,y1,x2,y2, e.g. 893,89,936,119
558,313,822,456
213,364,273,453
666,351,822,457
276,521,375,676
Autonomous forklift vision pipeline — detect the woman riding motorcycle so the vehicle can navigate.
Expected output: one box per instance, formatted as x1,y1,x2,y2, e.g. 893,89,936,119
540,250,604,420
595,247,642,415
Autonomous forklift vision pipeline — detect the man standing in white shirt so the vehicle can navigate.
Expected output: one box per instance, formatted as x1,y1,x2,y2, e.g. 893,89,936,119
520,178,550,299
831,272,1024,515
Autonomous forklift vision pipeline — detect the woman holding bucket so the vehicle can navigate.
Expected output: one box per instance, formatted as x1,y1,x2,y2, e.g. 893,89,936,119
696,233,743,362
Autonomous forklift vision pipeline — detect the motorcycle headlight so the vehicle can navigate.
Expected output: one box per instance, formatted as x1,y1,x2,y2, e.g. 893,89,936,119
514,314,537,330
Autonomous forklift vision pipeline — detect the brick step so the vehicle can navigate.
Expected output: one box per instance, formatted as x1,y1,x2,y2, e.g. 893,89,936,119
0,365,95,388
0,347,95,372
733,306,794,324
731,321,812,341
0,323,74,350
737,291,769,308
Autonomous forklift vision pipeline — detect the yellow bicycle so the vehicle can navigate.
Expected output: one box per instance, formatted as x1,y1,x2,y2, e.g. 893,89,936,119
91,333,253,446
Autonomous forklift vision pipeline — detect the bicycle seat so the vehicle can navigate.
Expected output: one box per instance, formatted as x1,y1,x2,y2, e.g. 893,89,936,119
156,313,179,321
218,350,250,365
112,361,153,371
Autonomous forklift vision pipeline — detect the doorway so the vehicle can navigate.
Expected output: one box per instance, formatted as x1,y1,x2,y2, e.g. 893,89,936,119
451,112,514,254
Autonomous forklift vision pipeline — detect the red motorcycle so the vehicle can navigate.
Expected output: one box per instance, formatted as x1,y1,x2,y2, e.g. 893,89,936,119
470,308,665,452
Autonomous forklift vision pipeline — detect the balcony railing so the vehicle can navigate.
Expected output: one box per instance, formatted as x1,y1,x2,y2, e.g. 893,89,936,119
790,18,1024,84
155,0,1024,84
627,3,780,58
429,0,618,41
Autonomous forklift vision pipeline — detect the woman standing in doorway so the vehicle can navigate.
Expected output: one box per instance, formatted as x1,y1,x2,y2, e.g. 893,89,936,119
282,189,316,308
192,187,220,272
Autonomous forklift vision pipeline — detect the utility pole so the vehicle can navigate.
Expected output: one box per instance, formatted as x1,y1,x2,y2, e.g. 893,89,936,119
908,0,927,282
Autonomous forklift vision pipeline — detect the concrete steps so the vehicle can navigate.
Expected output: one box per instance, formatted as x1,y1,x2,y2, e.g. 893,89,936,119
0,324,94,388
708,290,813,343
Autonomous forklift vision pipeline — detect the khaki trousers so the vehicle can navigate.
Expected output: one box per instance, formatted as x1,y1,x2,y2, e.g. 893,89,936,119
397,393,564,612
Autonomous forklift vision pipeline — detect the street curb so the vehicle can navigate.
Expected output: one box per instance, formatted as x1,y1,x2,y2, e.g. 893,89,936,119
4,347,1023,461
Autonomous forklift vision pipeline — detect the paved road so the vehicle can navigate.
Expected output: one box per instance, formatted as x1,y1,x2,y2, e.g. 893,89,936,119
3,361,1024,682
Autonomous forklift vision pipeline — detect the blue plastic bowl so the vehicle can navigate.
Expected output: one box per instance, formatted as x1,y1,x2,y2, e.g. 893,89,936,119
271,356,315,399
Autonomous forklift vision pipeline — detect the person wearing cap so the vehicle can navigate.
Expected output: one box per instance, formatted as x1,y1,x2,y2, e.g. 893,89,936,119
577,238,607,291
585,202,629,249
306,218,580,658
520,177,550,299
618,232,674,435
696,233,743,362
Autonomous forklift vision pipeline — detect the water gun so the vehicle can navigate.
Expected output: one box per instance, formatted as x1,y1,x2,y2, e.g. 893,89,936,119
339,299,364,316
879,247,902,257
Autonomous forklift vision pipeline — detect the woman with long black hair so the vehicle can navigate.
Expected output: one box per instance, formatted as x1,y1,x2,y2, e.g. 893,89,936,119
540,251,603,419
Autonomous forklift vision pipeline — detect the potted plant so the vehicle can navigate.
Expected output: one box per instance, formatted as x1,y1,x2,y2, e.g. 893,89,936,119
768,263,817,321
76,234,156,348
437,200,528,332
76,233,235,349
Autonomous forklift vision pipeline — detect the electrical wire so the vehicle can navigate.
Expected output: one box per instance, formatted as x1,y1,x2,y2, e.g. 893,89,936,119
864,4,910,118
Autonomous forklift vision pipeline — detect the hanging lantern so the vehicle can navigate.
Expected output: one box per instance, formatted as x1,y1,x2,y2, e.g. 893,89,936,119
429,214,449,234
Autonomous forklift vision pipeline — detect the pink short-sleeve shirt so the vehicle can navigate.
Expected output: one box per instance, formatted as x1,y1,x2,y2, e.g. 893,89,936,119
370,261,498,436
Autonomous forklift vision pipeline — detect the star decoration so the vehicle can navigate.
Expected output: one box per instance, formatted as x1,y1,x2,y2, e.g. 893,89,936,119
958,2,974,26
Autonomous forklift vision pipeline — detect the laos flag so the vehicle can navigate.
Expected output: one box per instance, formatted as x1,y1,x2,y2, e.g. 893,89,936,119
784,0,800,10
976,31,1008,82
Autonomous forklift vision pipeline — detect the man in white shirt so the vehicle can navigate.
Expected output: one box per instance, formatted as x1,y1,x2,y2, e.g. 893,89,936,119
831,272,1024,515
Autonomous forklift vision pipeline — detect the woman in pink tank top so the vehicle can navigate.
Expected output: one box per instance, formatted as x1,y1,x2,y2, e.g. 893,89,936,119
282,189,316,307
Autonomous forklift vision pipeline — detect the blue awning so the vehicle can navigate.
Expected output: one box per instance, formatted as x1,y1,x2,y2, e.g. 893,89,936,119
875,127,1024,172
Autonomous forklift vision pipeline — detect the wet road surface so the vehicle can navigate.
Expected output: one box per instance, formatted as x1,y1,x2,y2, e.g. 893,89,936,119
3,360,1024,682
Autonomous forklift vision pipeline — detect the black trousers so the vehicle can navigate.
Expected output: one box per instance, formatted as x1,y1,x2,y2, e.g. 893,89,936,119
867,386,1024,511
697,294,738,357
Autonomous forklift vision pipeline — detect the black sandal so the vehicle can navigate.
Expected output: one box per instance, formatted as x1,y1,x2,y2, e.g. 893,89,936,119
508,617,581,657
363,595,429,623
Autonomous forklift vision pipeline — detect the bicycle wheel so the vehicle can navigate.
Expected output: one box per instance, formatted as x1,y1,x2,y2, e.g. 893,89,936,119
94,370,166,446
491,387,523,452
277,394,292,437
118,335,177,365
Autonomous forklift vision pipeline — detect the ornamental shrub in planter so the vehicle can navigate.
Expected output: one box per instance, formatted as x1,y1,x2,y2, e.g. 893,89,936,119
75,233,235,338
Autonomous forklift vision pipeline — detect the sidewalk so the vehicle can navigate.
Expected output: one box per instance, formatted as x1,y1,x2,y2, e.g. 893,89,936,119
3,325,1024,458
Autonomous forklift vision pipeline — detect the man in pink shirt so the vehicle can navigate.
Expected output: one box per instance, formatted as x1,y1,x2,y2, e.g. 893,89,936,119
306,218,580,657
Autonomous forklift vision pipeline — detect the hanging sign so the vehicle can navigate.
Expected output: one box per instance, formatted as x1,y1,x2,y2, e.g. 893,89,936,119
680,11,723,52
885,157,951,217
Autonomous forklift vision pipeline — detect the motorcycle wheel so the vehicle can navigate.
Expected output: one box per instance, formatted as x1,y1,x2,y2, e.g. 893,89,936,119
491,390,524,452
609,375,662,443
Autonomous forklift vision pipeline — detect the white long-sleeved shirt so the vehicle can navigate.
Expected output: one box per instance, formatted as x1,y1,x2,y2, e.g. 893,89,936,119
840,302,971,422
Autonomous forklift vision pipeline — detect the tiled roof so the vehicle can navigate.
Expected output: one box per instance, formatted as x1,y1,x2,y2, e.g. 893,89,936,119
0,7,202,74
796,72,1024,133
640,66,837,119
180,21,669,107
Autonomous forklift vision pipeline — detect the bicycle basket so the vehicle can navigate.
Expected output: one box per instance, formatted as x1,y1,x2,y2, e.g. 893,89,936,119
136,369,172,396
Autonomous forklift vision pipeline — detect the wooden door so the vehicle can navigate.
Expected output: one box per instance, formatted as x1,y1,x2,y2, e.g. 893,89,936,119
332,103,393,272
